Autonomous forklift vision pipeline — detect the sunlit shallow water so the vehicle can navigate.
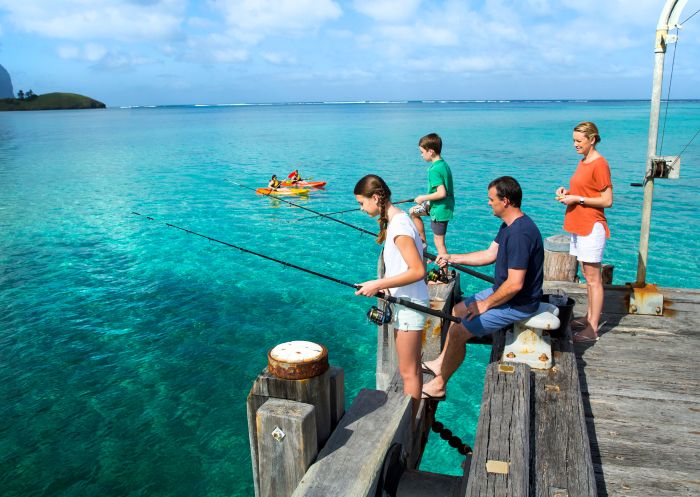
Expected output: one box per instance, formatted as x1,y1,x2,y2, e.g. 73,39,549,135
1,101,698,496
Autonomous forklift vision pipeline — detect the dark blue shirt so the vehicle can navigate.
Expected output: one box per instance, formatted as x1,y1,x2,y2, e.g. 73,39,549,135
493,214,544,311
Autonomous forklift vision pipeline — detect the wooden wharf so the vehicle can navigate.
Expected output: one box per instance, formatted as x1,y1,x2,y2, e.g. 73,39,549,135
247,276,700,497
547,282,700,497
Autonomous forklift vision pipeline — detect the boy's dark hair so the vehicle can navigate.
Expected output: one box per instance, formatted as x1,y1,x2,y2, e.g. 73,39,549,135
488,176,522,208
419,133,442,155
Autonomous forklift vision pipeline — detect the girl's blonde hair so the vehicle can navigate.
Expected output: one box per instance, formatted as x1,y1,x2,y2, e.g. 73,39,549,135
574,121,601,145
354,174,391,244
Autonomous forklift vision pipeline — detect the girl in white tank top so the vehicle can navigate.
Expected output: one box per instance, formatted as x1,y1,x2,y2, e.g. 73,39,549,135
354,174,429,420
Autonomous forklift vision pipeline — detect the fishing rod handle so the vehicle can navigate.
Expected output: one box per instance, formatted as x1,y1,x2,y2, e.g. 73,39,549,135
424,251,495,284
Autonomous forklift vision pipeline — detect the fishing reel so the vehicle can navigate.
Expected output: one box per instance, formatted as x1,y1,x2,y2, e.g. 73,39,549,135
427,267,450,284
367,300,393,325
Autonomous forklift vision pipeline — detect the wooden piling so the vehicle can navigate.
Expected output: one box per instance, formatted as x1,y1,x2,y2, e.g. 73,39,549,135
544,234,578,282
246,341,344,497
256,399,317,497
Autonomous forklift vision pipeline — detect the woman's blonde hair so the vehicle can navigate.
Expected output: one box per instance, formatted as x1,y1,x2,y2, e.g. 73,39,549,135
574,121,601,145
354,174,391,244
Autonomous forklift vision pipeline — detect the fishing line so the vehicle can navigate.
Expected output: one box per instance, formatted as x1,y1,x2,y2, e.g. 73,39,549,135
229,180,376,237
131,211,461,324
229,180,495,284
681,8,700,24
295,198,415,222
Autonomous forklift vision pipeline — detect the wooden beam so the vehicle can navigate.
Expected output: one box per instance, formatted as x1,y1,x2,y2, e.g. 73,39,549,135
256,399,317,497
463,362,531,497
291,389,412,497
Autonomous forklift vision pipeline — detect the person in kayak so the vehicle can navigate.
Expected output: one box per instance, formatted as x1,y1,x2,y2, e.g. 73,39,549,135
354,174,429,420
267,175,281,190
288,169,301,183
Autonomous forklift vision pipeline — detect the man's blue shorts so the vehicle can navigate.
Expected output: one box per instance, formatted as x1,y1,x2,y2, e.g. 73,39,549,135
460,288,538,337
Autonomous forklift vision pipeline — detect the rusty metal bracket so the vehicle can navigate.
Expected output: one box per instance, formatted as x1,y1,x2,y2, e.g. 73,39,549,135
628,284,664,315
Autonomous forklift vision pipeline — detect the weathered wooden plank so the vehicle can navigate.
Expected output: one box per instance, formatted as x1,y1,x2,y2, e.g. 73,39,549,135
464,362,530,497
328,366,345,430
582,398,700,438
256,399,317,497
592,462,700,497
292,388,412,497
489,329,506,363
531,348,597,497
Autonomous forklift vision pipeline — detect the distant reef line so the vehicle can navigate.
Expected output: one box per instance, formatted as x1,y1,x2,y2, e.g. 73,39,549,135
0,92,106,111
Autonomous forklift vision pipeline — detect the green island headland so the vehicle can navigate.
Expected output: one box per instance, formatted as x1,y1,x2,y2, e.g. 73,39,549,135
0,92,106,111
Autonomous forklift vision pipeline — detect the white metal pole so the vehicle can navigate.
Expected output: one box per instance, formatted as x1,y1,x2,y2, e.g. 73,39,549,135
635,0,684,286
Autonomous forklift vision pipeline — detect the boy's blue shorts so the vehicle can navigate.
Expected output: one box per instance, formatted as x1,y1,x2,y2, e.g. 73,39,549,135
460,288,538,337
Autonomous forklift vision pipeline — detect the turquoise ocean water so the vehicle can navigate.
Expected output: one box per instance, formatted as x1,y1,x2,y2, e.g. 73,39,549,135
1,101,699,496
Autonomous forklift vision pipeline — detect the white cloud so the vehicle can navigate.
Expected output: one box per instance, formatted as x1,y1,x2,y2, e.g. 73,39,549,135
210,0,343,43
561,0,663,26
57,45,80,59
262,52,297,65
180,33,249,64
378,24,458,47
0,0,186,41
443,56,504,73
353,0,421,23
93,52,154,70
57,43,107,62
84,43,108,62
282,67,375,82
211,48,248,63
56,41,155,70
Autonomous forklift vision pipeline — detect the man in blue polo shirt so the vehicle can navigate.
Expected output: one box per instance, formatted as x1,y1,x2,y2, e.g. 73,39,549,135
421,176,544,400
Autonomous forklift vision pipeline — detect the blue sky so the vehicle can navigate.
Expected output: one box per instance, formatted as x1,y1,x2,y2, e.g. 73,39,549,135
0,0,698,106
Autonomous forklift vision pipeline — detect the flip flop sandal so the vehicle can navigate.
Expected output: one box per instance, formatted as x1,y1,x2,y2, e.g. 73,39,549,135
421,391,446,401
421,361,438,376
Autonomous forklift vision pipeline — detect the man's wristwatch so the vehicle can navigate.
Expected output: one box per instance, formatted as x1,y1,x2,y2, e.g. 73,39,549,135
579,197,585,205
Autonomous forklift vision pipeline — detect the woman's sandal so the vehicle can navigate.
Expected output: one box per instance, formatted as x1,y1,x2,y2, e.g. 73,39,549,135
572,331,599,343
570,317,588,330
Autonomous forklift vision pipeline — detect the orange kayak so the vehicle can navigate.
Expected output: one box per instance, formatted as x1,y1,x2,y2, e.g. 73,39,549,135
280,180,326,188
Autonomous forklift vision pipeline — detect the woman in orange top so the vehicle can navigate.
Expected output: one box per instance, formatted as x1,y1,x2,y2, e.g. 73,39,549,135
556,122,613,343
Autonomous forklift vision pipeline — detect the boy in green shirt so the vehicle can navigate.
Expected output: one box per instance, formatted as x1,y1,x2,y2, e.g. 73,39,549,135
410,133,455,256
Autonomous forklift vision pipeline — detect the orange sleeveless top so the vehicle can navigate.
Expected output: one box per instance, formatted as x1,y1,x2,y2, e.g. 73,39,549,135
563,156,612,237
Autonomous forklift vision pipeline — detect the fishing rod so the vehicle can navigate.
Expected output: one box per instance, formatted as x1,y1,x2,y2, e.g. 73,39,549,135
295,198,415,222
230,180,495,284
229,180,376,236
131,211,461,324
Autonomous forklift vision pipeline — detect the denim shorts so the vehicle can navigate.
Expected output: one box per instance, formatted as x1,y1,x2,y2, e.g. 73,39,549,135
393,298,429,331
460,288,538,337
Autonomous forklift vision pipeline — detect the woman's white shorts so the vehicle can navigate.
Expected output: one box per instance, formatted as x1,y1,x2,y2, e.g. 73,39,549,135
569,222,607,263
393,298,429,331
